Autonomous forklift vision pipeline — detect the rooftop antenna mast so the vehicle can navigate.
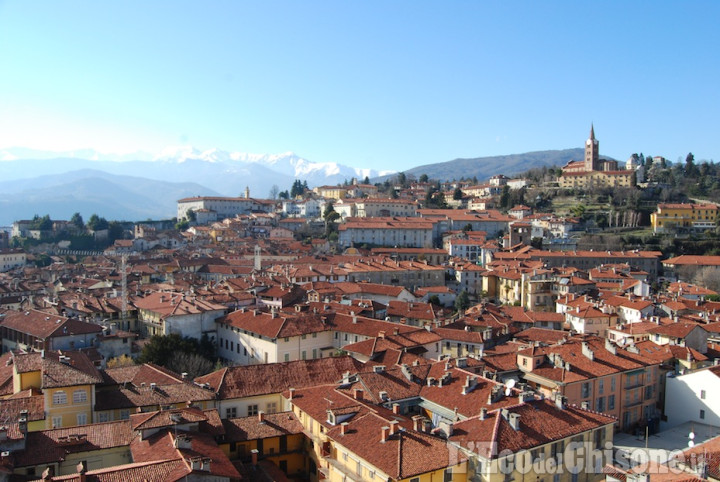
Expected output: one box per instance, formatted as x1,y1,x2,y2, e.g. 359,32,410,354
121,253,128,331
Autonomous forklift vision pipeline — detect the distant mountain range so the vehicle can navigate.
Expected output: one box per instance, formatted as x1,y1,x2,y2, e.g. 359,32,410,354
0,146,589,226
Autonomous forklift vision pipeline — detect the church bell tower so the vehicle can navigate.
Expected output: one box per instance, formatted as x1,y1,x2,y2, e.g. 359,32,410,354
584,124,599,171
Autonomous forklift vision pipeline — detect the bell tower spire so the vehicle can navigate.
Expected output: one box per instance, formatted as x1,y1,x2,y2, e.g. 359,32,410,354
585,123,599,171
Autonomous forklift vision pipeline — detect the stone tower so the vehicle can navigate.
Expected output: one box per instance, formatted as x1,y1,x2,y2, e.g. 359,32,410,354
584,124,599,171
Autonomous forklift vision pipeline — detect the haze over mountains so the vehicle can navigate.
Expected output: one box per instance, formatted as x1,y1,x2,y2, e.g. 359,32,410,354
0,146,585,226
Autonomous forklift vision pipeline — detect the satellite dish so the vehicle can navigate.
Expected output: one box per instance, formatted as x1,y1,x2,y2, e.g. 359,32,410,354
506,379,517,389
505,387,512,397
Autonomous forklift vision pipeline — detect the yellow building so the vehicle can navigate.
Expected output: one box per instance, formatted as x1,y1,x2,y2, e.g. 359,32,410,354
559,169,634,189
11,420,134,478
220,411,307,478
313,185,349,199
448,399,615,482
8,351,101,430
651,203,719,234
287,384,469,482
94,363,215,422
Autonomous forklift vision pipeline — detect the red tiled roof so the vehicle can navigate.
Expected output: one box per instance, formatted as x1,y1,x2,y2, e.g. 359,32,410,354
194,356,364,400
449,399,616,457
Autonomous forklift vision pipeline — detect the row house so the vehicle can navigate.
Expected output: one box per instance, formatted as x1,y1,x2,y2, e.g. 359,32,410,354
94,363,216,422
281,197,326,218
0,248,26,272
176,195,273,223
518,336,662,432
217,308,332,364
194,356,363,422
494,249,663,279
133,291,227,339
341,257,445,288
7,350,102,430
651,202,719,234
0,309,103,353
338,217,434,249
331,281,417,304
371,247,450,265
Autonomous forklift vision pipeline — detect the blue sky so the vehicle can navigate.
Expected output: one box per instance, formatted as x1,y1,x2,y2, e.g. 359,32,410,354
0,1,717,171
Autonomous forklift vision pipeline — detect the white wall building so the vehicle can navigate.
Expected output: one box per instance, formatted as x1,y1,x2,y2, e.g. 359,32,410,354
663,365,720,429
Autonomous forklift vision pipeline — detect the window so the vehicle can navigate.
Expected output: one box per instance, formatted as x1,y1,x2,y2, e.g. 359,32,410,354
610,377,616,392
596,397,605,412
700,410,706,420
247,404,259,417
266,402,277,414
598,379,604,395
581,383,590,398
98,412,110,423
444,468,453,481
52,416,62,428
226,407,237,418
53,391,67,405
701,390,707,400
284,353,290,362
73,390,87,404
119,410,130,420
77,413,87,425
608,395,615,410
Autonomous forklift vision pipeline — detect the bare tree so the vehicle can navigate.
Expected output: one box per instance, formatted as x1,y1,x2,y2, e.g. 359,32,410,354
166,351,214,378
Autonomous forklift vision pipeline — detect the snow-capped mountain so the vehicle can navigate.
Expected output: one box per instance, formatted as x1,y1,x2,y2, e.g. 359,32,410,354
153,146,393,185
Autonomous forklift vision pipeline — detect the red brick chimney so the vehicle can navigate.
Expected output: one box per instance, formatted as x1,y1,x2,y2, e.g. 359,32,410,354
340,422,349,435
392,403,400,414
381,426,390,443
353,388,363,400
389,420,399,436
258,411,265,423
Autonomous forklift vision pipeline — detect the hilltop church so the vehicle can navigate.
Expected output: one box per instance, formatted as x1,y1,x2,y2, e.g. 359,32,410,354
559,125,635,188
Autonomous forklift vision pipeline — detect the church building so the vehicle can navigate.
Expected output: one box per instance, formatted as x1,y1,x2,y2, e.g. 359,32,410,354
559,125,635,188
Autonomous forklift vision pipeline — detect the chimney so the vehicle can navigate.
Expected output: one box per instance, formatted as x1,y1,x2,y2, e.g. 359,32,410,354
555,395,567,410
412,415,422,431
381,426,390,443
393,328,399,335
581,401,590,410
288,388,295,400
400,364,413,382
392,403,400,414
479,407,488,420
181,372,188,380
76,462,87,482
251,448,259,466
340,422,349,435
351,311,357,323
378,331,385,339
389,420,399,436
581,342,594,361
508,413,521,430
258,411,265,423
353,388,363,400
